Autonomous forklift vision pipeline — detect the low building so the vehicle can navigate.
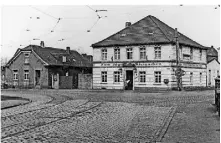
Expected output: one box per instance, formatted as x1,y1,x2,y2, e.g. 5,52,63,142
5,42,92,89
92,15,207,91
207,46,220,86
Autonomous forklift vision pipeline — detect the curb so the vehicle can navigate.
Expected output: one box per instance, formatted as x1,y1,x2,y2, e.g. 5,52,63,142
153,106,177,142
1,100,32,110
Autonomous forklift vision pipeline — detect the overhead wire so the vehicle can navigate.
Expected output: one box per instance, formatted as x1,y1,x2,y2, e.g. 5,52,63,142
29,5,59,20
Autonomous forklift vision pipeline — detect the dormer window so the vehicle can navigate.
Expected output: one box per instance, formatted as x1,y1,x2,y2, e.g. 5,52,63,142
62,56,66,62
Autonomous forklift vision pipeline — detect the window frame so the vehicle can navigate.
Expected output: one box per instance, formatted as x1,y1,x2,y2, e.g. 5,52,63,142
24,70,29,80
13,70,18,80
140,46,146,60
190,47,193,60
126,48,133,60
154,71,161,83
190,72,193,84
101,49,107,60
199,49,202,60
199,72,202,83
154,46,161,59
101,71,107,83
24,53,30,64
139,71,146,83
114,48,120,60
114,71,120,83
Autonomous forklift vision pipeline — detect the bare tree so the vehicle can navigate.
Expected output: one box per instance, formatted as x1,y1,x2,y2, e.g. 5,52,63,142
1,57,9,66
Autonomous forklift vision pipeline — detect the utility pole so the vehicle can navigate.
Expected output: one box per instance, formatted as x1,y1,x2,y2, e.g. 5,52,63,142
175,28,182,91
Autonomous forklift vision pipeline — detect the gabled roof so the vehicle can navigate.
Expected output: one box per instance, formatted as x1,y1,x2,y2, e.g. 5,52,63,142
6,45,92,67
207,46,218,57
207,57,220,64
92,15,206,49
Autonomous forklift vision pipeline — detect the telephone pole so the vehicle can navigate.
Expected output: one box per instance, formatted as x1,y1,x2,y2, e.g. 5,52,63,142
175,28,182,91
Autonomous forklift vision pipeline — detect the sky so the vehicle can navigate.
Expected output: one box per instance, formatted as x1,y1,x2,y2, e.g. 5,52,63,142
1,5,220,59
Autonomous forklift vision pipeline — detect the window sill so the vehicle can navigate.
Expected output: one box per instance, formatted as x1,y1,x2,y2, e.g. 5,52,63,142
101,82,107,84
113,82,121,84
153,83,162,85
138,83,146,85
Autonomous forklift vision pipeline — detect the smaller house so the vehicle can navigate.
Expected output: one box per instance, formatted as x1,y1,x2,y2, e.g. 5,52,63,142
5,41,92,89
1,66,6,88
207,46,220,86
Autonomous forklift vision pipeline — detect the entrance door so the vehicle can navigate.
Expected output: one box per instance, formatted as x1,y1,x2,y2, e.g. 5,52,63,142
126,70,133,90
35,70,41,85
52,73,59,89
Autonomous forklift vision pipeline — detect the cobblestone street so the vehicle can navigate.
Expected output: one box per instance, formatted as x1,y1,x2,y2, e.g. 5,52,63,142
1,89,220,143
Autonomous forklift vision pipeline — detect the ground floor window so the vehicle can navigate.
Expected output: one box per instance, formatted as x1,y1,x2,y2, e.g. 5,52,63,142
139,71,146,82
190,72,193,84
154,71,161,83
114,71,120,82
13,70,18,80
24,70,29,80
101,71,107,82
199,72,202,83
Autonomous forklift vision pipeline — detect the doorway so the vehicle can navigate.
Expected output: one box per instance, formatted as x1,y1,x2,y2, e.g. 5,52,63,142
35,70,41,85
208,70,211,86
126,70,133,90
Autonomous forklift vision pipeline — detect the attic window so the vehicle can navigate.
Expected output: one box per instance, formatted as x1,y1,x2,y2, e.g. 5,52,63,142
120,33,127,37
148,32,154,35
24,53,30,57
62,56,66,62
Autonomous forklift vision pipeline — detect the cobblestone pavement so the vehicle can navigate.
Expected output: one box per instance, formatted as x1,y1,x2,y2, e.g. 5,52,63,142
1,89,219,143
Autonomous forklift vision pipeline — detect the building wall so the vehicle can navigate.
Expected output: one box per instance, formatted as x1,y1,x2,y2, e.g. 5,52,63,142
5,51,48,88
180,68,207,87
180,46,207,63
207,60,220,86
93,44,207,90
93,44,176,62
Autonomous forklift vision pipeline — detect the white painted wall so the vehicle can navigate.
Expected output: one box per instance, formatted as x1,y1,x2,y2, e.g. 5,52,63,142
207,60,220,86
181,68,207,87
93,44,176,62
180,46,207,63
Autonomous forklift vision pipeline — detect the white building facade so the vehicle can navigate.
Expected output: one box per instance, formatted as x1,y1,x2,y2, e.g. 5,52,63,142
207,59,220,86
92,15,207,91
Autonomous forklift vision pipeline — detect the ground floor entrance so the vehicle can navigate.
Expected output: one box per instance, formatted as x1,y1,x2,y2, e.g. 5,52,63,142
126,70,133,90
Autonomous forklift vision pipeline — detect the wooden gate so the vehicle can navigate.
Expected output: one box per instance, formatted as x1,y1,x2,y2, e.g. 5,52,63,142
59,76,73,89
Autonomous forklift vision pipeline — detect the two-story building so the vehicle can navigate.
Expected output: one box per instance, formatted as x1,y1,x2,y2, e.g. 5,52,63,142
5,41,92,89
91,15,207,91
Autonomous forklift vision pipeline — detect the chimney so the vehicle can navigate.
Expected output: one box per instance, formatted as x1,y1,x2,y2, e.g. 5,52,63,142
66,47,71,54
40,41,45,48
125,22,131,27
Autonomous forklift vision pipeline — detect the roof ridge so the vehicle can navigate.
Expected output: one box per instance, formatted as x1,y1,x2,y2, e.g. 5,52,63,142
92,15,152,47
149,16,172,42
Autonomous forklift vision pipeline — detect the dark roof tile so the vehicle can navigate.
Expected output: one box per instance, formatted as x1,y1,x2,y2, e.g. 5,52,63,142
92,15,206,49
